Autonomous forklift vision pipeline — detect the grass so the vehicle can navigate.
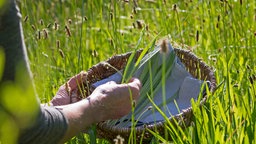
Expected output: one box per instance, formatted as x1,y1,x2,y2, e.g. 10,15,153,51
18,0,256,143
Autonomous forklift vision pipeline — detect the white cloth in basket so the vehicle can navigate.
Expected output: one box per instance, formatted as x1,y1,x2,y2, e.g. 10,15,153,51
92,41,209,127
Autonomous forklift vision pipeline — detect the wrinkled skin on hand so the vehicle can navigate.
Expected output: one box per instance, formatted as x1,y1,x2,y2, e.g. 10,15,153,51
87,78,141,120
54,77,141,143
50,71,87,106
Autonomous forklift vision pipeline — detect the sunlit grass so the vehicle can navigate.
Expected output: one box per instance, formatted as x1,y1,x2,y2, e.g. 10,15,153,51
19,0,256,143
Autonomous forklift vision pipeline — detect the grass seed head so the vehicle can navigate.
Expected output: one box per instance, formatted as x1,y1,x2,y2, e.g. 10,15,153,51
240,0,242,5
246,65,251,70
56,40,60,48
31,25,36,31
65,25,71,37
233,83,239,88
54,22,58,30
160,39,169,54
37,30,41,40
146,24,149,31
249,76,254,84
136,20,144,29
59,49,65,58
43,29,48,39
68,19,72,25
133,0,138,8
110,12,113,20
84,16,88,21
172,4,177,11
133,7,137,14
40,19,44,25
196,30,199,42
92,50,98,57
24,15,28,22
47,23,52,28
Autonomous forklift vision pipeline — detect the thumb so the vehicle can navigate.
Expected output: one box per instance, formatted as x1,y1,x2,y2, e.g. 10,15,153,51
127,77,141,100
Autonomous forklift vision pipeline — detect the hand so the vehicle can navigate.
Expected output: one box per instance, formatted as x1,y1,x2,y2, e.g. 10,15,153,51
88,78,141,121
50,71,87,106
58,77,141,142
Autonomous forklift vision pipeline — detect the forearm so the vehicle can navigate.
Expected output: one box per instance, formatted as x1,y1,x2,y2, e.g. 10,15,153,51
56,98,100,143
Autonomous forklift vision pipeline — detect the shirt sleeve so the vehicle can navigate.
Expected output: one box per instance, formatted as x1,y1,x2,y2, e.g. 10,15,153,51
18,106,68,144
0,1,68,143
0,0,30,82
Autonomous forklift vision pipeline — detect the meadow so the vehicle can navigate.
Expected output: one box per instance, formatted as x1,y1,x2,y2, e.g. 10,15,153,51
20,0,256,143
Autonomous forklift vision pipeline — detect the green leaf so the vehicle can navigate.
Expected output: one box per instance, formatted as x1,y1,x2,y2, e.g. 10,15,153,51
217,99,227,124
146,129,167,143
88,124,97,144
121,28,145,83
134,34,159,67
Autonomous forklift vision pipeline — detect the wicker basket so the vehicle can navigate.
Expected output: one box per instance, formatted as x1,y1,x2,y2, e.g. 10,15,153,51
81,48,216,143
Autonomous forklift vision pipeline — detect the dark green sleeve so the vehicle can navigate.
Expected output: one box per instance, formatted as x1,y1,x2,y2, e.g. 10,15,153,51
0,1,68,143
18,107,68,144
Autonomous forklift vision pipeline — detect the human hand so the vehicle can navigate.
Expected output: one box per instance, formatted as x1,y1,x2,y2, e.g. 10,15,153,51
50,71,87,106
57,78,141,142
88,78,141,121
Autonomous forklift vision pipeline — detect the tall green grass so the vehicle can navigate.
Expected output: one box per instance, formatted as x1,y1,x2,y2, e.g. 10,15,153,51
20,0,256,143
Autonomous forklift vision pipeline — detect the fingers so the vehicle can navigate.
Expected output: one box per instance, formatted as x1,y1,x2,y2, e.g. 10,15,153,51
128,77,142,89
125,77,141,101
68,71,87,89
